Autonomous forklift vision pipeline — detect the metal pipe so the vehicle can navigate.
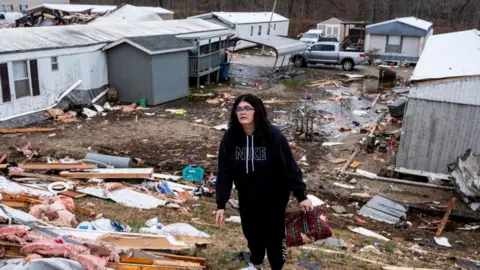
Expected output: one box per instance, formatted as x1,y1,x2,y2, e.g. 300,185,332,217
84,153,132,168
340,170,455,190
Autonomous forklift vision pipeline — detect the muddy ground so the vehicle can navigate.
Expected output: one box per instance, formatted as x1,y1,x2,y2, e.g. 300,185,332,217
1,61,479,269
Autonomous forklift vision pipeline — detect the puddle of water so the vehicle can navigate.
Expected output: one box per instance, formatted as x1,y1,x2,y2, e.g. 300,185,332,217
309,79,393,139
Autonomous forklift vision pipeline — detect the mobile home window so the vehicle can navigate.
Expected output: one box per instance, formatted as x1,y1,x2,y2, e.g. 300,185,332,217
13,61,31,99
258,25,262,35
274,24,276,31
386,35,402,53
250,26,253,36
51,57,58,71
0,5,13,12
19,4,28,14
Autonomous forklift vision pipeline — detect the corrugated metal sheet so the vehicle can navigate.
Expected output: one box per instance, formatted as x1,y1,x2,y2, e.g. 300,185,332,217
27,4,174,15
410,77,480,106
367,21,428,36
89,5,163,24
396,77,480,173
411,29,480,81
0,19,227,54
189,12,288,25
236,35,306,56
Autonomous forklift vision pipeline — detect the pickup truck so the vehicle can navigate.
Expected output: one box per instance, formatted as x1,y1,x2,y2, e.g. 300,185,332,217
291,42,365,71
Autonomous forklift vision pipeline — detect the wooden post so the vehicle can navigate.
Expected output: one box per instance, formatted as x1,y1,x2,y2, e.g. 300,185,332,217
436,198,456,236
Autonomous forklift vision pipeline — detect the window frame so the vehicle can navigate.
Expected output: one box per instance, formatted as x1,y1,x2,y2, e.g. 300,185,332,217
19,4,28,14
320,44,336,52
51,56,59,71
250,26,254,36
258,25,262,36
12,60,32,100
385,35,403,53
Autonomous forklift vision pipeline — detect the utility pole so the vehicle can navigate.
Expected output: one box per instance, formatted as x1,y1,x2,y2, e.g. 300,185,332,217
261,0,277,55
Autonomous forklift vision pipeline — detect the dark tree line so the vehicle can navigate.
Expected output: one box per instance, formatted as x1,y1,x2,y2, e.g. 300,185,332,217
73,0,480,35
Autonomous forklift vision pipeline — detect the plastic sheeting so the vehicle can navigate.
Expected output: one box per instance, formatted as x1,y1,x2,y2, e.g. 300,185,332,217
77,187,167,209
0,177,53,197
236,35,306,56
0,258,84,270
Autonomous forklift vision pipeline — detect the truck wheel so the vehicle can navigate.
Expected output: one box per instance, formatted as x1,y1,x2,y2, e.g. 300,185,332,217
294,57,306,68
342,59,354,71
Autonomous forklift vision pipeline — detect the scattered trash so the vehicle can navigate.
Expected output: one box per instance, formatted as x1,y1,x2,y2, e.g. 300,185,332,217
226,216,241,223
213,123,229,131
316,237,346,249
348,226,390,241
165,109,187,115
285,206,332,247
450,150,480,211
333,182,356,189
331,205,347,214
434,236,452,248
358,195,408,224
349,179,357,184
353,110,368,116
395,221,412,229
457,224,480,231
351,193,371,199
322,142,344,147
82,108,98,118
307,195,325,207
182,166,204,182
331,158,347,164
389,184,403,192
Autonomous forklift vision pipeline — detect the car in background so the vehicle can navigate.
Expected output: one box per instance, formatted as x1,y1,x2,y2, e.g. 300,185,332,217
299,29,325,45
291,41,365,71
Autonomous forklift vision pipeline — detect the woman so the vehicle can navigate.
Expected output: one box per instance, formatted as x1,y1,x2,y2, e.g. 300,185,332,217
215,94,313,270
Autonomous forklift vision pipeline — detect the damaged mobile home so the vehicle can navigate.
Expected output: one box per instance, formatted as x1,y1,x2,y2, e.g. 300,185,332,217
0,19,233,128
396,29,480,175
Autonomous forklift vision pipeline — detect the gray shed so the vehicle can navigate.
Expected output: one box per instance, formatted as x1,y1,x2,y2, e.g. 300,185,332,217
103,35,194,105
396,77,480,174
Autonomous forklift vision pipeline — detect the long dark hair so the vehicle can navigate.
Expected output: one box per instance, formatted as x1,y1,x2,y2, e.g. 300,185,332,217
229,94,271,137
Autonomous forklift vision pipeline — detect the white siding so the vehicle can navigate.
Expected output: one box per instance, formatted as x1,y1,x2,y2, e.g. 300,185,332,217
234,20,289,50
368,34,387,53
401,36,420,57
367,34,421,58
0,50,108,120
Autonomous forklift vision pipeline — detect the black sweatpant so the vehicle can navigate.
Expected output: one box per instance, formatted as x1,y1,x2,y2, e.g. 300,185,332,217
240,199,287,270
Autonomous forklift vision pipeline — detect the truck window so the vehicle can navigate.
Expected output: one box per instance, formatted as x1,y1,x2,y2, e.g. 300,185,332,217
310,45,321,51
320,45,336,51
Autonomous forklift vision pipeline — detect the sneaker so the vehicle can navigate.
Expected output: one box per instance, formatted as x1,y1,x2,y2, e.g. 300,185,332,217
240,263,264,270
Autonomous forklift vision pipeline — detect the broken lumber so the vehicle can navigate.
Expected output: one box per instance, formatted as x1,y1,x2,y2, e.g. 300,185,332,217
60,168,153,179
0,163,96,170
368,93,381,110
436,198,456,236
0,128,56,134
8,172,79,184
341,170,455,190
0,154,7,164
341,148,361,171
149,253,207,268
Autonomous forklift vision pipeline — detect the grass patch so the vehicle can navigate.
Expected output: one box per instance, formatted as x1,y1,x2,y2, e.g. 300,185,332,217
283,79,311,88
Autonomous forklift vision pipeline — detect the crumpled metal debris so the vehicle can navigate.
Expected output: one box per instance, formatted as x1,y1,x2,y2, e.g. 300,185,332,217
449,149,480,211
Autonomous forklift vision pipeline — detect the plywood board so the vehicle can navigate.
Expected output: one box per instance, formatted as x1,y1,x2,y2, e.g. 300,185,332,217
0,163,96,170
97,235,192,251
9,172,79,184
60,168,153,179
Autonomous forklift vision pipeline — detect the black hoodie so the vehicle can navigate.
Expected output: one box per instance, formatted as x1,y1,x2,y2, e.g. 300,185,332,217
216,125,307,210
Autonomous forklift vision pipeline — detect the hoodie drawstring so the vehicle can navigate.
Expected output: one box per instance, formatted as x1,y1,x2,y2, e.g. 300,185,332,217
251,135,255,172
246,135,249,174
245,135,255,174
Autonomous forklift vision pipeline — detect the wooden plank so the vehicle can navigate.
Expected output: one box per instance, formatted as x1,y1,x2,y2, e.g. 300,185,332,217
18,183,86,199
0,128,56,134
97,235,192,251
0,163,96,170
149,253,207,267
9,172,79,184
107,262,201,270
330,158,347,164
350,161,361,169
0,154,7,164
60,168,153,179
436,198,456,236
1,201,30,208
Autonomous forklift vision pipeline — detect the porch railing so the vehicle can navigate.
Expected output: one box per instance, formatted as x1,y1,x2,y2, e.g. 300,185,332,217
189,51,221,75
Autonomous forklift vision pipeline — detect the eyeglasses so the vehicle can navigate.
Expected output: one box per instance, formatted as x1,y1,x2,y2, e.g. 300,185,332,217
235,107,255,113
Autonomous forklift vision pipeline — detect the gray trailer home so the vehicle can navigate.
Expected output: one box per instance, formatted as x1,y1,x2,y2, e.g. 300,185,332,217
365,17,433,63
103,35,194,106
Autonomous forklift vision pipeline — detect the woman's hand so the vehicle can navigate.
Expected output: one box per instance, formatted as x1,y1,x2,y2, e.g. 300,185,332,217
300,199,314,212
215,209,225,226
